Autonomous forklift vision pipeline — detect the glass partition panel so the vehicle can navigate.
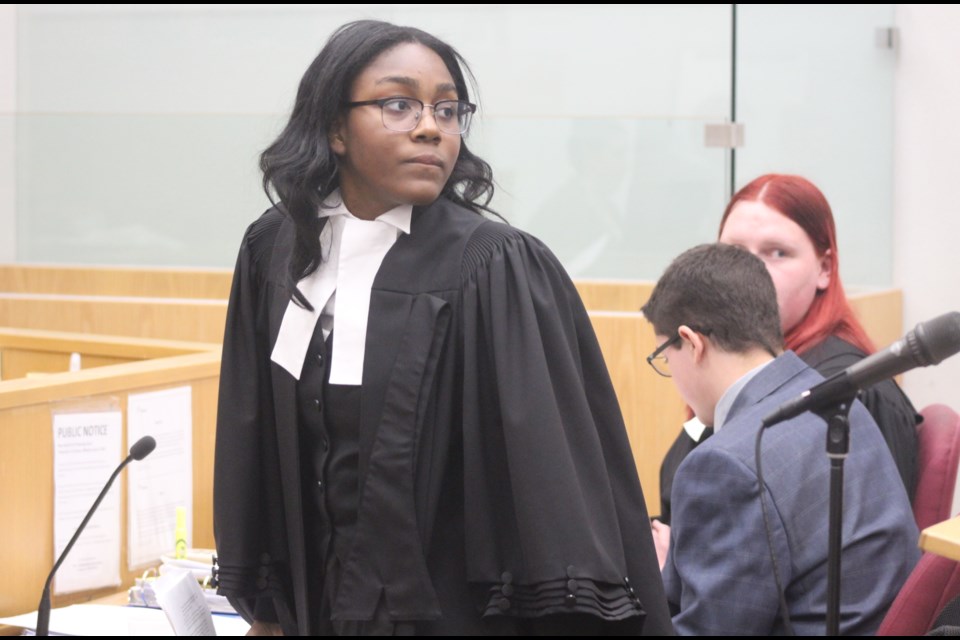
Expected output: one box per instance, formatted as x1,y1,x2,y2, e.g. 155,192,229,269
736,4,896,287
14,4,733,276
478,116,729,279
15,113,282,266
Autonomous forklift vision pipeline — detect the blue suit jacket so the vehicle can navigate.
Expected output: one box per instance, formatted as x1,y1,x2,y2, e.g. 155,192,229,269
662,351,919,635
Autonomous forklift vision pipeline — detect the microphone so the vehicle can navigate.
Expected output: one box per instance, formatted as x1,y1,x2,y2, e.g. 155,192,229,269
763,311,960,428
129,435,157,461
36,435,157,636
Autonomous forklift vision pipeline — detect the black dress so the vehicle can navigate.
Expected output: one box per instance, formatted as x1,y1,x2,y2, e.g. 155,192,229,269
213,197,674,635
658,336,920,525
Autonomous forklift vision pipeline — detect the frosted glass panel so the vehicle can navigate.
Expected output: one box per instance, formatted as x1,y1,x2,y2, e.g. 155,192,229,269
14,5,732,275
736,5,895,287
16,114,281,266
478,117,728,279
16,5,731,118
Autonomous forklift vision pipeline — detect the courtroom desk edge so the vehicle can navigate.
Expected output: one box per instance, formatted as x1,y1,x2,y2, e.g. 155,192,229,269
919,516,960,562
0,351,221,410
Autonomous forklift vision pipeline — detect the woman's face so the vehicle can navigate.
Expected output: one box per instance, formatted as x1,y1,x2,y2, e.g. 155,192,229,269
331,43,461,219
719,200,832,334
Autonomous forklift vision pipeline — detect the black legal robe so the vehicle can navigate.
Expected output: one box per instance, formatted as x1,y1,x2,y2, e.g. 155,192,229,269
213,197,673,635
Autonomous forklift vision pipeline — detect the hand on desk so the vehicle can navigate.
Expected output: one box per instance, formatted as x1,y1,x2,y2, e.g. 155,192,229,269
651,519,670,571
247,620,284,636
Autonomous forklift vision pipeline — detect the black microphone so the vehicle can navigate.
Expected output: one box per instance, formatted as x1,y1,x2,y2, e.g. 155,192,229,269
129,434,157,461
763,312,960,428
36,435,157,636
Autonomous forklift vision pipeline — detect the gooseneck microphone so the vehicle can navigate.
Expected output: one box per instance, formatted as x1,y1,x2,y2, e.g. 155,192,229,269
36,435,156,636
763,311,960,428
129,435,157,461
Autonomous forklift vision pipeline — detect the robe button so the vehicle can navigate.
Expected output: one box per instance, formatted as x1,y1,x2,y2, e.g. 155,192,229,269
313,398,321,411
567,579,578,593
564,593,577,608
500,571,512,585
497,598,511,611
316,353,324,365
317,480,324,491
257,578,268,590
258,566,270,578
624,576,639,603
321,437,330,452
501,584,514,597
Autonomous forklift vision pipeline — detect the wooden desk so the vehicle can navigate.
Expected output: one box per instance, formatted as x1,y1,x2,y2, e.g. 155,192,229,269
920,517,960,561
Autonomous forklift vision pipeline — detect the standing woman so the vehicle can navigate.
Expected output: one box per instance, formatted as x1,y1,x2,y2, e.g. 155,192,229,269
658,174,919,526
214,20,671,636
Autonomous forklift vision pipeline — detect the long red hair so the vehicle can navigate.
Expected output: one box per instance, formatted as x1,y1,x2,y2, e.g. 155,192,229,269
719,174,875,356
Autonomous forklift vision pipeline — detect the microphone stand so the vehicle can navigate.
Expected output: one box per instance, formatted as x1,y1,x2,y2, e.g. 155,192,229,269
820,399,854,638
763,394,856,637
36,453,135,636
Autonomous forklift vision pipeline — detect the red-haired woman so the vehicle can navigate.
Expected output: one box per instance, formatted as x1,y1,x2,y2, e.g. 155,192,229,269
657,174,919,526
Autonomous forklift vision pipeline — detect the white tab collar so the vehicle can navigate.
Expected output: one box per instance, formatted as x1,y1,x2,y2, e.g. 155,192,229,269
319,189,412,235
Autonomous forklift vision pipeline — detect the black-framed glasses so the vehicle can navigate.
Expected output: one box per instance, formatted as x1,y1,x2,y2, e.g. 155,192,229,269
646,333,683,378
345,97,476,135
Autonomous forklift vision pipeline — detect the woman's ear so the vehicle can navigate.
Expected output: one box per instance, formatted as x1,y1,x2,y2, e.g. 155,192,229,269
329,122,346,156
817,248,833,291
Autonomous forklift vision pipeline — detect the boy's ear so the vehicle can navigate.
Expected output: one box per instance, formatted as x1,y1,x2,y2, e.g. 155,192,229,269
678,325,707,364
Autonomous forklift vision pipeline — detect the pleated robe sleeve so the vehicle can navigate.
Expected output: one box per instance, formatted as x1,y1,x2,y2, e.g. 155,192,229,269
458,222,673,635
213,211,292,626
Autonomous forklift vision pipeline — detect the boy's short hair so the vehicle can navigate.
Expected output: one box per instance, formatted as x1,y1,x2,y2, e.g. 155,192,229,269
642,243,783,355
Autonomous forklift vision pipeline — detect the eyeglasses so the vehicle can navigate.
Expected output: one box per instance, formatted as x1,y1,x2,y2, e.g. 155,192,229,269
646,333,683,378
345,97,476,135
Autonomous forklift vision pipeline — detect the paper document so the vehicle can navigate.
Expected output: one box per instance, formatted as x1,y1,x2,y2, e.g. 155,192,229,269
154,570,217,636
52,410,123,595
0,604,249,636
127,386,193,568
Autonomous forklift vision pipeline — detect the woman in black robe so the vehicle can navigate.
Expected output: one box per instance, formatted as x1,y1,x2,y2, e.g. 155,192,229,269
213,19,672,636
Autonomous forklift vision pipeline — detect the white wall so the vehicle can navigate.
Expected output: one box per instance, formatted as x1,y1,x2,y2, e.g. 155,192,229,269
894,5,960,410
0,4,15,261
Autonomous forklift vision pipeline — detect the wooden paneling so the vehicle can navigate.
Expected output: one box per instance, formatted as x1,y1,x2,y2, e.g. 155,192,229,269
0,329,219,382
575,280,653,313
0,264,232,299
575,279,904,347
0,327,218,358
0,267,904,347
849,288,903,350
0,348,220,617
0,294,228,343
589,311,686,516
0,348,133,380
